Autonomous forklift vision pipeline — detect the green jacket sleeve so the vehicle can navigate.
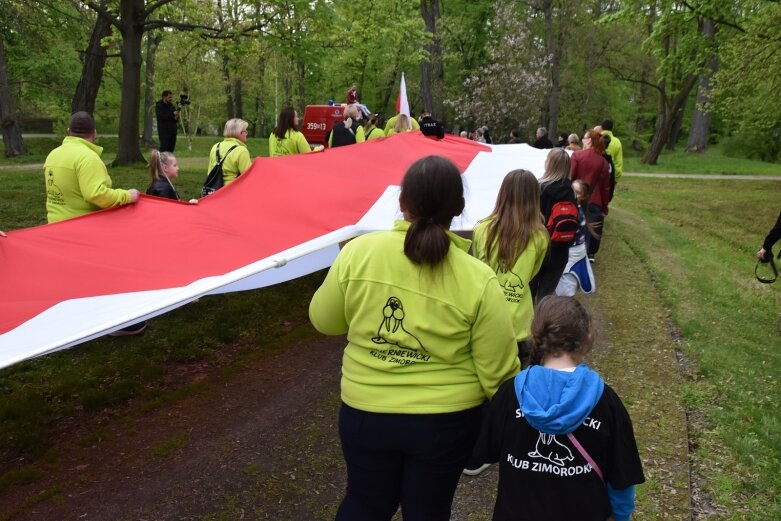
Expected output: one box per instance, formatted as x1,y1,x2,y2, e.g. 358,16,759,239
470,279,521,398
295,132,311,154
77,154,130,209
355,126,365,143
309,257,348,335
268,134,277,156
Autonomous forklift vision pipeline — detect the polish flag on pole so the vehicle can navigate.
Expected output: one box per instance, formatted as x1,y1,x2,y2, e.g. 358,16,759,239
394,72,411,129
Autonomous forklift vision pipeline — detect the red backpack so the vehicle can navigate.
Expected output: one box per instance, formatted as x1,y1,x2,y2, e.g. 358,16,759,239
546,201,580,244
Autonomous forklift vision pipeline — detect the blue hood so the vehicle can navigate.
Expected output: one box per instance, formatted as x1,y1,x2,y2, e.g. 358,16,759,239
514,363,604,435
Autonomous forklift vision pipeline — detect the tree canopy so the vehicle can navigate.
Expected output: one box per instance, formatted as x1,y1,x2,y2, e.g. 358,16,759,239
1,0,779,163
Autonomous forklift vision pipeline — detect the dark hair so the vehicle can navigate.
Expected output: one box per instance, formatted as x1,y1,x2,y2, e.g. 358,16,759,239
366,113,385,130
601,118,614,131
530,296,594,360
399,156,465,266
162,90,172,98
273,106,298,139
68,111,96,136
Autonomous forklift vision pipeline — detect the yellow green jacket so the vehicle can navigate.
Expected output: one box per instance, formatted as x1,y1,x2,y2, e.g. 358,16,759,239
208,138,252,186
384,115,420,135
473,221,549,341
44,136,132,224
602,130,623,181
309,220,520,414
364,125,385,141
269,129,311,157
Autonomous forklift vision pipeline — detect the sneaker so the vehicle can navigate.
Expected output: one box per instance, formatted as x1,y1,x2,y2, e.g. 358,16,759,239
462,462,491,476
587,255,595,263
108,321,148,337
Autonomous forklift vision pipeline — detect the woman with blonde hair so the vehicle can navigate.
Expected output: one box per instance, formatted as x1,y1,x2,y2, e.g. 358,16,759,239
531,148,577,300
146,149,180,200
207,118,252,186
387,113,412,136
566,133,581,151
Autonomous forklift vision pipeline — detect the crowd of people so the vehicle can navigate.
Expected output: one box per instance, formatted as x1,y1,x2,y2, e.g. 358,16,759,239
21,103,781,520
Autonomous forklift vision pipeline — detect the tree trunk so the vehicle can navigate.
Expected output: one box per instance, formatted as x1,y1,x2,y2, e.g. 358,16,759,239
114,2,146,166
0,36,26,157
686,18,717,153
419,0,441,115
666,102,686,150
222,54,234,120
234,78,243,119
71,10,112,114
642,73,699,164
142,32,161,147
542,0,560,137
255,55,266,137
297,61,305,115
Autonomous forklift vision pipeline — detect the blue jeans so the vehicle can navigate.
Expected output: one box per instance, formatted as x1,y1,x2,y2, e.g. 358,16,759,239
335,402,482,521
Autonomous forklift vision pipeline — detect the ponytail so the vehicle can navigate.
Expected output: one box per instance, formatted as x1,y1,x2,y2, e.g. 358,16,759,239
399,156,465,266
147,149,173,183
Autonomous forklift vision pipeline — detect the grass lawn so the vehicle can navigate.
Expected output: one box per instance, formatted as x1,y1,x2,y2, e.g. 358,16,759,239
1,142,780,518
624,144,781,176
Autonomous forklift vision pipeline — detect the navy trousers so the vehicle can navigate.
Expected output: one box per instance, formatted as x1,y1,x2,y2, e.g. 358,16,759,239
335,402,482,521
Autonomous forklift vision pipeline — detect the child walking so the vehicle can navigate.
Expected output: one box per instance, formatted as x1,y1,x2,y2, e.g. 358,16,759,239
474,296,645,520
472,169,549,365
146,149,180,200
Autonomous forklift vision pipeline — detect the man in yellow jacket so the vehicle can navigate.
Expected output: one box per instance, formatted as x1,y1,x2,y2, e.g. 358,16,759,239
44,112,145,336
44,112,139,224
601,118,623,183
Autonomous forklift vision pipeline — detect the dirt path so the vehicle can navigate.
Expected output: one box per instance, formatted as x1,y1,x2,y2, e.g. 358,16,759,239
1,336,346,520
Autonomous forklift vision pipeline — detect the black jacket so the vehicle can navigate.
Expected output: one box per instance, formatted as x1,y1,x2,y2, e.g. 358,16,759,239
540,179,575,221
146,177,179,200
330,120,361,147
532,136,554,149
420,116,445,139
763,210,781,252
155,100,178,135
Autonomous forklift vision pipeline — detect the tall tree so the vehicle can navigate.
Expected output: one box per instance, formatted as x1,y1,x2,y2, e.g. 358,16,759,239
81,0,268,165
685,17,716,153
71,4,113,114
142,31,161,146
0,35,26,157
420,0,443,118
609,1,710,164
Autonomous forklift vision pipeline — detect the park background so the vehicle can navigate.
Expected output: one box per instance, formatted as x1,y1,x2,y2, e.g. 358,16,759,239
1,1,781,520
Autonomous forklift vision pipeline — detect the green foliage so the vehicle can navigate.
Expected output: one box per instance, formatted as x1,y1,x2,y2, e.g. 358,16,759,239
713,2,781,156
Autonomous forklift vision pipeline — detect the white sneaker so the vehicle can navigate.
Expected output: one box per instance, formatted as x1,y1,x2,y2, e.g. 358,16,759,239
462,462,491,476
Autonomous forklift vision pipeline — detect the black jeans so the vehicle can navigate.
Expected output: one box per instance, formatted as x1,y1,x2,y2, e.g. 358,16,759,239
158,131,177,153
531,245,569,302
336,402,482,521
586,203,605,257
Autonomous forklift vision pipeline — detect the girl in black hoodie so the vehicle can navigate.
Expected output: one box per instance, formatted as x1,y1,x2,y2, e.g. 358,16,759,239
531,148,577,300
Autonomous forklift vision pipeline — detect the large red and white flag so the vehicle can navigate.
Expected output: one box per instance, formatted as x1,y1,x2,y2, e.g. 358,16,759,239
0,134,551,369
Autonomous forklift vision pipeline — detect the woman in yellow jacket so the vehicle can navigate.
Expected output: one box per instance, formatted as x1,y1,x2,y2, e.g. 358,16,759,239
207,118,252,186
269,106,321,156
309,156,519,521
